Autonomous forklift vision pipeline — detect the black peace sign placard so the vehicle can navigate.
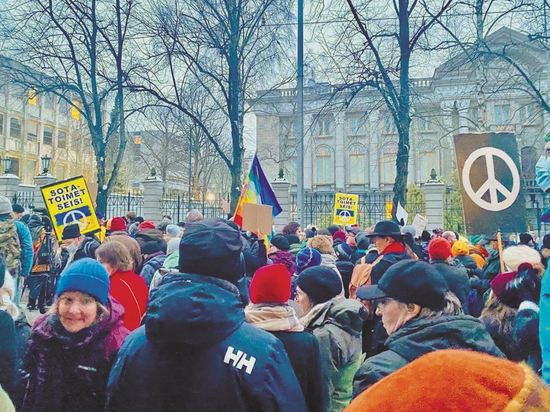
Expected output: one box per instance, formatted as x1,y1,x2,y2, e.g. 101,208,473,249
454,132,526,236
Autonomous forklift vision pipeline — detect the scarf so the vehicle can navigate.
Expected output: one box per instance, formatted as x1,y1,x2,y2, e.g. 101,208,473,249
382,241,406,255
245,303,304,332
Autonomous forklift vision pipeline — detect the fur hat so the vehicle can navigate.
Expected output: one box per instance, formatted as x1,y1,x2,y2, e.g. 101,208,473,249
346,349,550,412
249,264,291,304
110,217,127,232
56,258,110,305
296,266,342,304
502,245,541,271
295,247,322,274
307,235,334,255
428,237,452,260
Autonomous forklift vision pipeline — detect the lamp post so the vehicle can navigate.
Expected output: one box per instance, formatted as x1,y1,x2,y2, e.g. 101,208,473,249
40,154,51,175
3,157,12,175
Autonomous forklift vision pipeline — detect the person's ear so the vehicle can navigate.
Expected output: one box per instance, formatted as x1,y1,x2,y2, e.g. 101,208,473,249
406,303,421,316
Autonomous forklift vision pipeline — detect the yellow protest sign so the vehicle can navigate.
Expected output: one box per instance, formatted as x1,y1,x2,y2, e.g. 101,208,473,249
333,193,358,225
41,176,100,241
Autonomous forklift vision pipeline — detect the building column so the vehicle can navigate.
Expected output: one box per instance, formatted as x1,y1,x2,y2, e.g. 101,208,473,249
141,175,164,224
33,173,57,209
424,174,445,231
272,177,291,232
0,173,21,202
334,113,345,190
304,114,313,191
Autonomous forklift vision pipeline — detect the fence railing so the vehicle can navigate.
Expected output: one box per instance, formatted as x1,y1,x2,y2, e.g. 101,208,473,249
13,190,35,210
161,190,229,223
106,190,144,218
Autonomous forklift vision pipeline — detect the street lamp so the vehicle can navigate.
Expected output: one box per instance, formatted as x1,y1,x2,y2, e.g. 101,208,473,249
3,157,12,175
41,154,51,175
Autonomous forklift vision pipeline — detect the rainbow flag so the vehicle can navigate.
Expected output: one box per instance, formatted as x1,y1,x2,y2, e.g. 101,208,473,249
234,154,282,227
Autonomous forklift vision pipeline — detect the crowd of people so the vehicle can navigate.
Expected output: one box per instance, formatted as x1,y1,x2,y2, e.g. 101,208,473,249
0,196,548,410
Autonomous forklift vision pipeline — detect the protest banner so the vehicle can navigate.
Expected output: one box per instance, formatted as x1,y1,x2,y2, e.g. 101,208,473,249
333,193,359,225
242,203,273,234
41,176,100,241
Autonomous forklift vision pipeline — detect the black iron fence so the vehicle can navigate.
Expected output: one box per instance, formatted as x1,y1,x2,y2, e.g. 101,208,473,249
13,191,35,210
161,190,229,223
106,190,143,218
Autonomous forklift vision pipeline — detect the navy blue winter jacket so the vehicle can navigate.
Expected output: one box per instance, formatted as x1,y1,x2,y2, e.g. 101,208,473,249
106,273,307,412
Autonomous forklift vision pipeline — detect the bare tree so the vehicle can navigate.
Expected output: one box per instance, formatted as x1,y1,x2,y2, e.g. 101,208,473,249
130,0,294,213
1,0,136,213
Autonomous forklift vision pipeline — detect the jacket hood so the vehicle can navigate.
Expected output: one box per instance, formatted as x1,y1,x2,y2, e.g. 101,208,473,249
387,315,503,362
309,297,366,337
145,273,244,348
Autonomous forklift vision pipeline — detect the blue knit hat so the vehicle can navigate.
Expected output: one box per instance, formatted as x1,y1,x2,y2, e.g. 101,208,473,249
295,247,322,274
56,258,110,305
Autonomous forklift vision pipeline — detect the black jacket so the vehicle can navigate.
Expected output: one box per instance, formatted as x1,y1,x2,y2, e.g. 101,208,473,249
430,259,470,314
353,315,504,397
271,330,326,412
371,252,410,285
335,260,354,298
107,273,307,412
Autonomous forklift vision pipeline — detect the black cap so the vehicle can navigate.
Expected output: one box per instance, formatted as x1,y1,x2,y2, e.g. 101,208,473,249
366,221,403,238
285,234,300,245
12,204,24,214
296,266,343,304
356,260,449,311
271,235,290,251
62,224,81,240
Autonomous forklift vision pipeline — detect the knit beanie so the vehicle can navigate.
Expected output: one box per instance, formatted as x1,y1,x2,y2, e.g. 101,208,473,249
139,220,156,230
296,266,342,304
271,235,290,251
285,234,300,245
110,217,127,232
332,230,346,243
428,237,452,260
346,349,550,412
166,224,182,238
0,197,12,215
295,247,322,274
335,243,353,261
451,240,470,257
356,232,370,250
166,237,180,256
249,264,291,304
56,258,110,305
502,245,541,271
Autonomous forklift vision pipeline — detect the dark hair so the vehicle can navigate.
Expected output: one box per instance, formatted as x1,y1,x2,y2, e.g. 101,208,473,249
282,222,301,236
327,226,340,236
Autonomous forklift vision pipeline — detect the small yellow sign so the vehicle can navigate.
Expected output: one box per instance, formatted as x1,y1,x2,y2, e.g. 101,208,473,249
28,89,37,106
41,176,100,241
385,200,393,219
333,193,358,225
71,100,81,119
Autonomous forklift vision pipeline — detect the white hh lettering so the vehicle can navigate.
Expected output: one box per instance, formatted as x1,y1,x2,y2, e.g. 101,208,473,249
224,346,256,374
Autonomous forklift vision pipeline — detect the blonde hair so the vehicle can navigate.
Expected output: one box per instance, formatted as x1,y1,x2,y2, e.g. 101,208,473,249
96,241,132,272
307,235,335,255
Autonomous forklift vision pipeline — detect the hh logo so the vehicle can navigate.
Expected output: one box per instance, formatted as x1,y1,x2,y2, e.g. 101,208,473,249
224,346,256,374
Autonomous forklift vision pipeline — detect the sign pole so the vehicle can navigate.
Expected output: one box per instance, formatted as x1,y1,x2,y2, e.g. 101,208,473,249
497,230,505,274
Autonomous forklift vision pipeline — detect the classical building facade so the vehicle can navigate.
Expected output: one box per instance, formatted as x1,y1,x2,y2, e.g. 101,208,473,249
252,28,549,193
0,56,95,185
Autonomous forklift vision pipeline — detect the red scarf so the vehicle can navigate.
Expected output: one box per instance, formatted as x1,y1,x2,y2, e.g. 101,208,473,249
382,242,406,255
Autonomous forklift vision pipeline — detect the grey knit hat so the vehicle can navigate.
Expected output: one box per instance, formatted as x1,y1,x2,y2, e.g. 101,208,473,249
0,197,12,215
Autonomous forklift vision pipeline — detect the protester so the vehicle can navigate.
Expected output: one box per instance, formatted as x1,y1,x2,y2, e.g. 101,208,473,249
106,219,307,411
441,230,457,245
96,242,149,331
269,235,295,275
334,243,354,298
185,209,204,227
308,235,342,279
353,260,503,396
349,232,373,264
245,264,327,412
282,221,303,238
103,217,143,272
286,234,302,258
164,224,182,242
0,260,17,406
59,224,101,270
149,237,181,292
21,258,129,412
135,230,167,286
519,233,535,247
296,266,366,412
11,205,24,220
292,247,322,299
428,237,470,314
332,230,346,246
346,350,550,412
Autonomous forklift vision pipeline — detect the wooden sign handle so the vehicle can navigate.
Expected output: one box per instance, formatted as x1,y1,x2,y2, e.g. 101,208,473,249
497,231,505,273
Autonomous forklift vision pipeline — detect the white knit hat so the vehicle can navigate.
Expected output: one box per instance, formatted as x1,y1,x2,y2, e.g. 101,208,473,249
0,197,12,215
502,245,541,271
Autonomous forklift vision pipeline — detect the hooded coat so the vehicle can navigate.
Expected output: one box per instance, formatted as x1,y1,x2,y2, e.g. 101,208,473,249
302,297,366,412
106,273,307,412
353,315,504,397
21,297,129,412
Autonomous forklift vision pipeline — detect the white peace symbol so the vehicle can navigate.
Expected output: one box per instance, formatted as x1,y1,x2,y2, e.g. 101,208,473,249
63,210,88,230
462,147,520,212
338,210,352,223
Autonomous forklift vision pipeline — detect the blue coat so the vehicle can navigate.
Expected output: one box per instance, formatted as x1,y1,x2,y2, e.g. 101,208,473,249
106,273,307,412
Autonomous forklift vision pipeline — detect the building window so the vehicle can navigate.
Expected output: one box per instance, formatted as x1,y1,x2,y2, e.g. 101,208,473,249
44,93,54,110
348,116,364,135
420,116,432,131
519,104,535,124
10,118,21,138
7,158,19,176
349,145,366,183
0,114,4,135
59,98,70,115
27,122,38,142
58,131,66,148
495,105,509,125
384,116,397,133
381,147,397,184
284,158,297,184
316,148,332,183
43,127,53,145
24,160,36,183
71,134,79,151
56,165,66,180
280,117,296,139
317,118,332,137
419,151,438,182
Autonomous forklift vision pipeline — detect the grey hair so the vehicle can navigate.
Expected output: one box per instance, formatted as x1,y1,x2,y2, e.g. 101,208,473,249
417,292,463,318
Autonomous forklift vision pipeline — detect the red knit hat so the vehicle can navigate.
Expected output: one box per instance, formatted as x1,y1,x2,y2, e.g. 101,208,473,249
332,230,346,242
139,220,156,230
110,217,127,232
428,237,452,260
249,264,291,304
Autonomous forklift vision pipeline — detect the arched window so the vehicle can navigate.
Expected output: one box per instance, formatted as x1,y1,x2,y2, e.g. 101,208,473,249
380,144,397,184
348,144,366,183
417,141,439,182
284,157,297,183
316,146,332,183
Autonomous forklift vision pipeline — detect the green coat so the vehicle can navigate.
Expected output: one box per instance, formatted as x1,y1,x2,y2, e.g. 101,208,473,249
307,297,365,412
